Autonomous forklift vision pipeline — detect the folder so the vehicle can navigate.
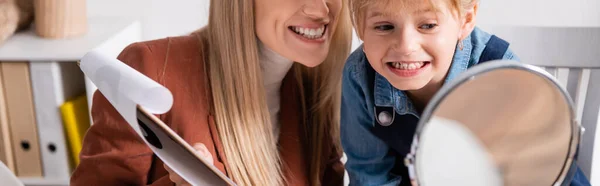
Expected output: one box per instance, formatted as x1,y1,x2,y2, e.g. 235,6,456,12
59,94,90,167
29,62,75,179
0,62,43,177
0,64,15,172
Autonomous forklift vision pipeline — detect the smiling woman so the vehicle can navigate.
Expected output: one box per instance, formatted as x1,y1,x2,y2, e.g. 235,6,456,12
255,0,344,67
69,0,352,186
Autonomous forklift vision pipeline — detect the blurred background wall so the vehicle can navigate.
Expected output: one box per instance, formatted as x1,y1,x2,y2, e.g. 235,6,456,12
87,0,600,48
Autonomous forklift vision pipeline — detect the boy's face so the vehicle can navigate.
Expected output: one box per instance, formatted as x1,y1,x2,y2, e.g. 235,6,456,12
362,0,463,91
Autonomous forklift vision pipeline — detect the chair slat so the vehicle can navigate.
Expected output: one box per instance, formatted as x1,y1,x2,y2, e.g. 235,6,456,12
579,69,600,182
575,69,591,124
545,67,557,77
567,69,582,104
593,108,600,185
556,68,570,89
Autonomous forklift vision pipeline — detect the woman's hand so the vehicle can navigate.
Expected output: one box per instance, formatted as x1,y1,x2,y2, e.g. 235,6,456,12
163,143,214,186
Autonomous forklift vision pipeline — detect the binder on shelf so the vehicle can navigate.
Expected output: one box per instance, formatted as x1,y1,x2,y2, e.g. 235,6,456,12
0,62,43,177
0,63,15,172
29,62,76,179
60,94,90,167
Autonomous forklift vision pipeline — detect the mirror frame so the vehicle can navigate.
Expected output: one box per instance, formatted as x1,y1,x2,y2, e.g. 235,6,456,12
404,60,583,186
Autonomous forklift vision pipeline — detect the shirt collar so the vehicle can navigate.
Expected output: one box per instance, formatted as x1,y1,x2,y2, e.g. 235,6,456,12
445,34,473,83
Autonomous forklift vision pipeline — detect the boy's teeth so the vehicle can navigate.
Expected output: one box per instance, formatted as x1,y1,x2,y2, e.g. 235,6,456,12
291,25,325,39
390,62,424,70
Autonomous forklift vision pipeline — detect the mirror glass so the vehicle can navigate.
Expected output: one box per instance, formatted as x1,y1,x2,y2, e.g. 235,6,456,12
415,64,577,186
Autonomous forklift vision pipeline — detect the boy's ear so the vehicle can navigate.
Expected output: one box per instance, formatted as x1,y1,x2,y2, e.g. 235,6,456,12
458,2,478,40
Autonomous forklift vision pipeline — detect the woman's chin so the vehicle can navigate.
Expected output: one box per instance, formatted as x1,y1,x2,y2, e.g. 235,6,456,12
294,58,326,68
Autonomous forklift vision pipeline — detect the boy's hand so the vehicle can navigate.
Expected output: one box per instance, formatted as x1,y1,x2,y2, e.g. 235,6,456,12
163,143,214,186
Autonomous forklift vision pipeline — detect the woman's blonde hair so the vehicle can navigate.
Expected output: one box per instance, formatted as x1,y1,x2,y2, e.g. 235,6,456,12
197,0,352,185
349,0,479,38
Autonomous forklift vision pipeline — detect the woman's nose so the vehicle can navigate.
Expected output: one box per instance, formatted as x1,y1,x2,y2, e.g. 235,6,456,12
302,0,329,20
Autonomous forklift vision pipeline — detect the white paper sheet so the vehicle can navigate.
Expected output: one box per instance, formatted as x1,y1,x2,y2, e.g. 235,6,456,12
79,50,173,137
0,162,23,186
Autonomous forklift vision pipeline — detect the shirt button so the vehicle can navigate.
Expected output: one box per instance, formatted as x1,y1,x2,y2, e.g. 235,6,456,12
378,111,393,126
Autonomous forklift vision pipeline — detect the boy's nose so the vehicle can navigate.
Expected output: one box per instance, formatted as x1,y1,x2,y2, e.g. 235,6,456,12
302,0,329,20
392,38,419,56
391,30,420,56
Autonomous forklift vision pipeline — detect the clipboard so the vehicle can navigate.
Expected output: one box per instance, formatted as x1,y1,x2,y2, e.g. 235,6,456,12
136,105,237,186
79,50,237,185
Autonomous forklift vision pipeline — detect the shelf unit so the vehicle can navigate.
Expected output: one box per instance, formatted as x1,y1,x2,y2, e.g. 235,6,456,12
0,16,141,186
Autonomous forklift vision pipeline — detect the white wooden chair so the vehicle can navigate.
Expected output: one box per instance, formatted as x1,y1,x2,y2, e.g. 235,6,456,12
486,26,600,185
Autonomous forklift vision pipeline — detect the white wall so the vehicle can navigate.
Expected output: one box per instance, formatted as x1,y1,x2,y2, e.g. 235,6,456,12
87,0,210,41
477,0,600,27
87,0,600,45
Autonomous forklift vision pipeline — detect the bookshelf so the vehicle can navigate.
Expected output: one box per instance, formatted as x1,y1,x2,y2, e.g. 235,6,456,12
0,17,141,186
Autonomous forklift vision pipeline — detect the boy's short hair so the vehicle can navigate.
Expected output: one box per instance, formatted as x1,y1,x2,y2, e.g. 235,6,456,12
349,0,479,38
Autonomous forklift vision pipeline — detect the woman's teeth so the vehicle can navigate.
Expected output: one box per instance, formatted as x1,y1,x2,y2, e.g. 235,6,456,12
291,25,325,39
390,62,425,70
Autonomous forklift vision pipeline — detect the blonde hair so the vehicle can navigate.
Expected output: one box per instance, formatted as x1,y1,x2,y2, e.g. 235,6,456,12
197,0,352,185
349,0,479,38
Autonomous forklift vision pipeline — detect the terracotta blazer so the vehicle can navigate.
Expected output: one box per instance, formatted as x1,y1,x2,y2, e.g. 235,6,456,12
70,34,345,186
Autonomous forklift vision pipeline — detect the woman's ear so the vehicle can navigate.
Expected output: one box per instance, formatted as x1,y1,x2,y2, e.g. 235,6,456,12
458,2,478,40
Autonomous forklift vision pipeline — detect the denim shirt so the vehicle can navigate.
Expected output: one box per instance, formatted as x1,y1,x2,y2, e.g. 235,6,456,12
340,27,590,186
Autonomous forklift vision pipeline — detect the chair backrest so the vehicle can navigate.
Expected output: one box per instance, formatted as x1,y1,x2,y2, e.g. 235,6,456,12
483,25,600,185
541,66,600,183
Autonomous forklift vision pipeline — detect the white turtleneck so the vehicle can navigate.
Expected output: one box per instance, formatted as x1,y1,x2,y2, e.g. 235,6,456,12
259,42,294,141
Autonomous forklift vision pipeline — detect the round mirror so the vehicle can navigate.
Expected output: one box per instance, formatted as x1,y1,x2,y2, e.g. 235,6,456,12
406,60,581,186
